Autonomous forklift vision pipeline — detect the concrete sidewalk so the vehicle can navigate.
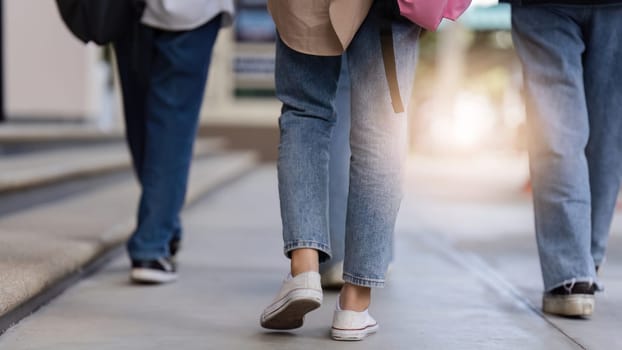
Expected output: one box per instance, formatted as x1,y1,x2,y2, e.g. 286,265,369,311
0,151,257,332
403,155,622,350
0,139,223,194
0,164,608,349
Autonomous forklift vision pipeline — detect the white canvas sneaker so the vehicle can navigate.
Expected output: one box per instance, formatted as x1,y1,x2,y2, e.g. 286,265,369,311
260,272,323,330
331,301,379,341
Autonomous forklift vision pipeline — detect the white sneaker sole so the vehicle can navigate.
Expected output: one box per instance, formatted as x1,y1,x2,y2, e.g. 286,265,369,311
260,289,322,330
331,323,379,341
543,294,594,317
130,268,178,284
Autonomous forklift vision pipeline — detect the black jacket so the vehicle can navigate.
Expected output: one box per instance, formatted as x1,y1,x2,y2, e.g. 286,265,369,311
56,0,144,45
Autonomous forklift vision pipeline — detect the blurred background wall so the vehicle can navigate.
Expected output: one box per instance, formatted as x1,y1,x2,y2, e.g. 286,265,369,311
4,0,107,124
1,0,521,160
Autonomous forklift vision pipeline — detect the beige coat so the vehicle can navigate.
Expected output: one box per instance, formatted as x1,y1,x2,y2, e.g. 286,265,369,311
267,0,374,56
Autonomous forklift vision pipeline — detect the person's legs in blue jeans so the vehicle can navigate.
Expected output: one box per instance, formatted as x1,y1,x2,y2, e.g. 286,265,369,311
115,17,221,263
275,2,419,310
115,29,149,177
582,6,622,270
512,5,595,293
512,4,622,316
341,5,418,301
322,53,400,286
259,37,341,330
276,37,342,267
320,56,351,287
263,3,419,334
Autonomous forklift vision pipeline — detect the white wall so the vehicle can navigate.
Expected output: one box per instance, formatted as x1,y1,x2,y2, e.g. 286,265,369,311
4,0,105,122
3,2,277,128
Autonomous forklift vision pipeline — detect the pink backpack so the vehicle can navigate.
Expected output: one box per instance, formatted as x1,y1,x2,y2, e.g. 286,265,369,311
398,0,472,31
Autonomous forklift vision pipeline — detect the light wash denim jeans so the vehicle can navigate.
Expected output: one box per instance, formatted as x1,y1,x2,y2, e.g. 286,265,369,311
323,56,396,273
320,56,351,274
115,16,221,260
512,4,622,291
276,2,420,288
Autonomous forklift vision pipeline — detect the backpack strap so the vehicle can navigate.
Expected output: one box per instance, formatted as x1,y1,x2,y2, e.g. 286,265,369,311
380,2,405,114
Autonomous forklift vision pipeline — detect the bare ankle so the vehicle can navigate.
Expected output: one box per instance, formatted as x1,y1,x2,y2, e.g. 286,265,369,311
290,249,319,276
339,283,371,312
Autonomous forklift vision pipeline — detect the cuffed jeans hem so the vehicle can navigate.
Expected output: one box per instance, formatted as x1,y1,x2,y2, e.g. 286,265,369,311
546,276,603,293
284,241,331,263
343,273,385,288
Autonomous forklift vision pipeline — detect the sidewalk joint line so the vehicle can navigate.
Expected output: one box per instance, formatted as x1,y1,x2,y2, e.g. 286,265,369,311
414,232,588,350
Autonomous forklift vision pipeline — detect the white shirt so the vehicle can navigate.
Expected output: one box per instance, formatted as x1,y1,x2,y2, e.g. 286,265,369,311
141,0,235,31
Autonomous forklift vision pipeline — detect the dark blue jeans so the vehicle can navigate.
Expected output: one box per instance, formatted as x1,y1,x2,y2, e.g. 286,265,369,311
512,4,622,291
114,16,221,260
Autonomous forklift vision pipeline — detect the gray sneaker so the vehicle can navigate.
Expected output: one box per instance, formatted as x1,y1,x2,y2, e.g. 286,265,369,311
542,282,595,317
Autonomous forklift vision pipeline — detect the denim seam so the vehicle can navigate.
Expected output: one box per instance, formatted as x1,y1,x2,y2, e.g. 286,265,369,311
343,272,385,288
283,240,332,260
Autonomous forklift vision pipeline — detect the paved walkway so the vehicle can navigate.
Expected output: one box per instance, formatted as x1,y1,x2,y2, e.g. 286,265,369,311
0,139,221,193
0,158,619,349
0,150,256,327
403,155,622,350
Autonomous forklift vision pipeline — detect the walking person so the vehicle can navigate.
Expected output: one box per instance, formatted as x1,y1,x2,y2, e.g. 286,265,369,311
506,0,622,316
114,0,234,284
260,0,420,340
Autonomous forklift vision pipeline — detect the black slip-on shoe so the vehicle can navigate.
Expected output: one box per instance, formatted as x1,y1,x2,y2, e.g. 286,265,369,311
543,282,595,317
130,257,177,284
169,238,181,258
